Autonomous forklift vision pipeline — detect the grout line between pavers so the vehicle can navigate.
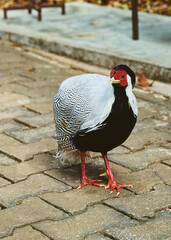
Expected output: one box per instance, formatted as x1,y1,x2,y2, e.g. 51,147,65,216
0,150,21,163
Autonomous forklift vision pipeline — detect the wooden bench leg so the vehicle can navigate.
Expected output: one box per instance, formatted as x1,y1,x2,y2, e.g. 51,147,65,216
3,9,7,20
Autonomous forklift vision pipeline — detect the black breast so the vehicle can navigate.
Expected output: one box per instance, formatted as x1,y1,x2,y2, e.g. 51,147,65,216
72,86,137,154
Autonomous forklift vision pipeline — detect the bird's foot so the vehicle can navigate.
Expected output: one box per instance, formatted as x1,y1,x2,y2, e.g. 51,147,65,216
105,179,133,195
104,170,132,195
78,176,104,189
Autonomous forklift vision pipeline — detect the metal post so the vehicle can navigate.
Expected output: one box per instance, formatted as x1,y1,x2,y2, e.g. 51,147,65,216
62,2,65,15
38,9,41,21
131,0,139,40
3,9,7,20
28,8,32,14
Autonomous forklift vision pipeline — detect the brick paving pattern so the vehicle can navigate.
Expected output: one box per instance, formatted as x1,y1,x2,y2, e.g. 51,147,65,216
0,40,170,239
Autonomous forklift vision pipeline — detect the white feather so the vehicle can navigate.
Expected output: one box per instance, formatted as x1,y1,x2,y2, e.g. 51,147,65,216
125,75,138,117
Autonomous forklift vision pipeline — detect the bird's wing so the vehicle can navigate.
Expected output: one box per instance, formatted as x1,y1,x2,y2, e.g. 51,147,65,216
53,74,115,139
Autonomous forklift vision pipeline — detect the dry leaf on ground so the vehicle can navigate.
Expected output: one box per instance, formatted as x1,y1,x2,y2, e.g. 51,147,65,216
137,72,154,87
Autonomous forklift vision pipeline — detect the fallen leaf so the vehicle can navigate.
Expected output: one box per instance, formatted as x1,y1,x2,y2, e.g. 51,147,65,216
9,42,22,47
25,67,35,72
50,57,57,61
90,21,100,25
137,72,154,87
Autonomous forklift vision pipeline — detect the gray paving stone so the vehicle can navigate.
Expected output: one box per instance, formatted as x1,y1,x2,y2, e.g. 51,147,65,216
123,129,170,151
0,173,71,207
0,154,17,166
19,84,58,98
0,119,28,132
0,226,49,240
0,135,57,161
110,147,171,170
0,82,29,96
0,107,38,121
104,185,171,220
149,163,171,185
0,197,67,238
115,169,162,194
40,185,132,215
104,210,171,240
0,92,30,111
0,177,10,188
85,233,111,240
7,123,55,143
134,118,169,133
33,205,137,240
25,100,53,114
0,153,58,182
16,112,54,128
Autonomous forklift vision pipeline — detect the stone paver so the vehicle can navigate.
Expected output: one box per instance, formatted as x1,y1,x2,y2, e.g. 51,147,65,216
116,169,162,194
7,123,55,143
104,210,171,240
40,186,133,215
0,92,30,111
1,226,49,240
0,173,71,207
149,163,171,185
15,112,54,128
0,107,37,121
85,233,111,240
0,177,11,188
110,147,171,170
0,154,17,166
123,129,170,151
104,184,171,220
0,119,28,132
0,40,170,239
0,153,58,182
33,205,138,240
0,197,67,238
0,135,57,161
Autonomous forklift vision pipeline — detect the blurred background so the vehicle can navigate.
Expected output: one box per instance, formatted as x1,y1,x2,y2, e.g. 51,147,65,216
0,0,171,16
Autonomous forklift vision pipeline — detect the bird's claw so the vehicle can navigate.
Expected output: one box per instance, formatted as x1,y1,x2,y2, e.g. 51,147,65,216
105,182,133,196
78,176,104,189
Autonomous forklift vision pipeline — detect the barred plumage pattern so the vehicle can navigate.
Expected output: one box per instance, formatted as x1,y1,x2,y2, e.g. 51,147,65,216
53,87,91,151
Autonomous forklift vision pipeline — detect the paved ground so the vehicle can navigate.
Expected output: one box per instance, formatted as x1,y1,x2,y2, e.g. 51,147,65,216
0,2,171,82
0,40,171,239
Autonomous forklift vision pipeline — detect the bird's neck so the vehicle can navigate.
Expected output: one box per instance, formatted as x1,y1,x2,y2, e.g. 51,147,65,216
113,85,128,102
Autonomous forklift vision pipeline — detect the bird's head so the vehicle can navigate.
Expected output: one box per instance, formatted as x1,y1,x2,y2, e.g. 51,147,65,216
110,65,136,88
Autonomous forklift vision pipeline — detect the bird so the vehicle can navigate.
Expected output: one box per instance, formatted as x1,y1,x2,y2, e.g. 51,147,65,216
53,64,138,195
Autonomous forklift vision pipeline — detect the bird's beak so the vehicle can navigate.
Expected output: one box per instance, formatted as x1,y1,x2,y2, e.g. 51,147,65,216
110,78,120,85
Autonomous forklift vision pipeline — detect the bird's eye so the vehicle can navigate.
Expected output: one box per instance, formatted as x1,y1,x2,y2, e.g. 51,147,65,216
121,75,125,78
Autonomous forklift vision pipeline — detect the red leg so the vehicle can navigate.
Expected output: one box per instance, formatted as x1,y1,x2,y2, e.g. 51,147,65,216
101,153,132,195
78,151,103,189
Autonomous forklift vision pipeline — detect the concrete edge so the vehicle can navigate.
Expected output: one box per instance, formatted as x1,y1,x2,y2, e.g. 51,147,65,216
0,29,170,82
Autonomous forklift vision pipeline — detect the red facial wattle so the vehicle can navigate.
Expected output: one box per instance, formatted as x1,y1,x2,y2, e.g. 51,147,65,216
110,69,115,78
110,69,128,87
